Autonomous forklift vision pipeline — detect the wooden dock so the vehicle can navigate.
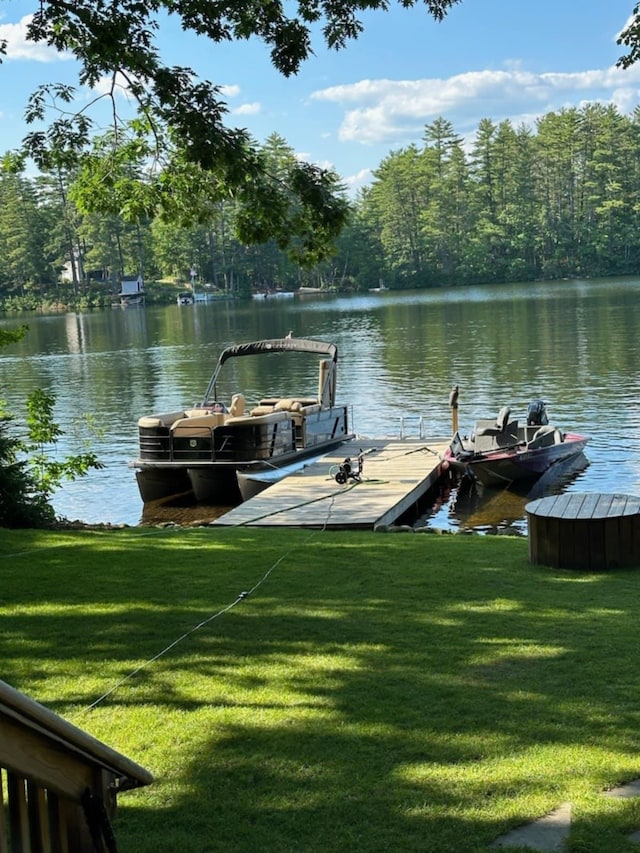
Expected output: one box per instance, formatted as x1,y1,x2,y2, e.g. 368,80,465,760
213,437,450,529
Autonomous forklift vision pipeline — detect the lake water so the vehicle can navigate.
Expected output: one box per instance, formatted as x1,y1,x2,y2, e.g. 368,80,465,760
1,276,638,531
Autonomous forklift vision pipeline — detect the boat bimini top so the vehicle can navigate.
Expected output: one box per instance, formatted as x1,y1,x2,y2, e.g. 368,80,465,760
200,337,339,409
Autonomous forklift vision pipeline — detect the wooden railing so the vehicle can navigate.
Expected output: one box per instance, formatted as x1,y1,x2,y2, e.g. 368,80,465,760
0,680,153,852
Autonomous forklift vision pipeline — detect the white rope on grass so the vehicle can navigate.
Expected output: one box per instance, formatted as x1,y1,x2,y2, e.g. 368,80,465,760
2,493,341,715
81,494,340,714
83,552,289,713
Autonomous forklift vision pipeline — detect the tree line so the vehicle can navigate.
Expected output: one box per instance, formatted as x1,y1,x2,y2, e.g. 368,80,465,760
352,103,640,288
0,131,349,308
2,102,640,308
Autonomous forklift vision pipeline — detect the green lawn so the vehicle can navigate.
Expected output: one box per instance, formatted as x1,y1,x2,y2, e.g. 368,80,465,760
3,525,640,852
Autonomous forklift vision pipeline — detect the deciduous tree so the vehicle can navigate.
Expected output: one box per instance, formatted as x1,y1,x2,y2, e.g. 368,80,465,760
4,1,462,264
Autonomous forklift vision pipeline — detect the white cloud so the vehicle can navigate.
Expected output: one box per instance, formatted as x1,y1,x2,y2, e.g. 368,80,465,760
294,151,337,173
0,14,71,62
310,65,640,146
344,168,373,194
610,86,640,113
220,84,241,98
232,101,261,116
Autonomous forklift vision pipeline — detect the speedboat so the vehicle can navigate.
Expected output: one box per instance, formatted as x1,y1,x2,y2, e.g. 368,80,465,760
444,400,589,487
131,337,353,504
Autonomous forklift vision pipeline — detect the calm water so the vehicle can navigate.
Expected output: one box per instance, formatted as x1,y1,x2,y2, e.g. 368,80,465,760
1,276,638,531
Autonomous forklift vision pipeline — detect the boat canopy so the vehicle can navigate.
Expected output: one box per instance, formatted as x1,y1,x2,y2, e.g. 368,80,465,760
218,338,337,364
201,338,338,406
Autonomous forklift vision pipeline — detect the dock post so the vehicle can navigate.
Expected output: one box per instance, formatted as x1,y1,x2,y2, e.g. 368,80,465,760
449,385,459,434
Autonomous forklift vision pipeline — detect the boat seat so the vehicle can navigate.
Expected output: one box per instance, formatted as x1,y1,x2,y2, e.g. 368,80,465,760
138,411,186,429
274,398,321,412
229,393,246,417
274,398,302,412
171,413,228,437
475,406,512,437
285,404,322,428
527,425,563,450
225,411,292,426
473,419,519,454
251,398,319,416
258,396,318,411
183,407,226,418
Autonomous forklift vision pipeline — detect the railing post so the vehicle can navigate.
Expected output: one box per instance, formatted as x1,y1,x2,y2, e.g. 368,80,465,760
0,772,7,853
7,773,29,853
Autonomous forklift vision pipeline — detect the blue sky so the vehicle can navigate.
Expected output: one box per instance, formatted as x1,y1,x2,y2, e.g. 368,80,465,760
0,0,638,194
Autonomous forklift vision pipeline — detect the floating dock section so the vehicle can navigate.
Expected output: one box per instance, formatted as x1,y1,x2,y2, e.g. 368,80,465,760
213,437,450,529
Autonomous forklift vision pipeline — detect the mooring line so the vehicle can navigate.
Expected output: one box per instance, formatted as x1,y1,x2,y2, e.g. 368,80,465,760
0,523,175,562
79,552,290,714
77,495,340,716
233,479,360,526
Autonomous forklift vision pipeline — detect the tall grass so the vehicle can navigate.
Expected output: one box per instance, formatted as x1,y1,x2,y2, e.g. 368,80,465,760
3,526,640,852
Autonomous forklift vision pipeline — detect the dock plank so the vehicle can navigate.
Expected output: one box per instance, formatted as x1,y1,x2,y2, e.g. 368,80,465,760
213,438,449,529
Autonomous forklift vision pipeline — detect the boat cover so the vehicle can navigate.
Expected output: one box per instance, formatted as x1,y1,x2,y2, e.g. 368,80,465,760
216,338,337,366
201,338,338,408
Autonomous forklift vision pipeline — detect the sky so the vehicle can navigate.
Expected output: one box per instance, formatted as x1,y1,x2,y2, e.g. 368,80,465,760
0,0,638,195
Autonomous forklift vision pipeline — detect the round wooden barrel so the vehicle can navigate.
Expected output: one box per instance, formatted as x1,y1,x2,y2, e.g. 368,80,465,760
525,493,640,570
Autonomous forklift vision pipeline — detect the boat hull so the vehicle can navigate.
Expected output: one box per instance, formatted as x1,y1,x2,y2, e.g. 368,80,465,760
187,464,244,503
134,407,351,504
134,465,193,503
464,433,589,487
135,434,350,505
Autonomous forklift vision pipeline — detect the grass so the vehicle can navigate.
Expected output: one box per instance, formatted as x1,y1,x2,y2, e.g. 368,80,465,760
3,525,640,852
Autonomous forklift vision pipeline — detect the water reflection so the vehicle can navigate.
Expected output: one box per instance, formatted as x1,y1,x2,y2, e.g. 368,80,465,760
425,452,591,535
140,495,231,527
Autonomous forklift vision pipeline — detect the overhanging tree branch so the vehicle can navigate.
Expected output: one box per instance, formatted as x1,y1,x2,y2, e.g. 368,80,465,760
11,1,463,263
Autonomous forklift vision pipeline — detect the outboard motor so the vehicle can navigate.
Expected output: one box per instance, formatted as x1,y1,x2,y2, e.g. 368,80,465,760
527,399,548,426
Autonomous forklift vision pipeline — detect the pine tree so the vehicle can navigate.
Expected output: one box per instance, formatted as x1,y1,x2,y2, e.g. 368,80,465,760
0,412,53,528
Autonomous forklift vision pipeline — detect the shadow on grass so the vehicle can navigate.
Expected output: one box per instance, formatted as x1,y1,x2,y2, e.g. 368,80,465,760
3,528,640,851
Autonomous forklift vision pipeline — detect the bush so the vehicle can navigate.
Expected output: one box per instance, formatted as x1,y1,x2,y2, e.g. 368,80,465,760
0,413,54,528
